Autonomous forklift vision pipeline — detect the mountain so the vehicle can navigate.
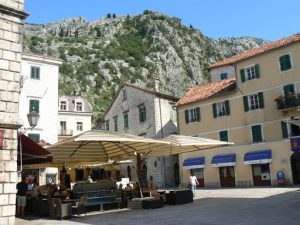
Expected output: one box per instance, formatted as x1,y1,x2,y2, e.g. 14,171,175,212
23,11,268,125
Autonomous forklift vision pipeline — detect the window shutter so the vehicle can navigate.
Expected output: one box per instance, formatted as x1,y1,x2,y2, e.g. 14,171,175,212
144,106,146,122
196,107,200,122
185,110,189,124
225,100,230,115
283,84,295,96
219,130,228,142
258,92,264,109
281,121,289,139
29,100,39,113
279,55,285,71
285,55,292,70
252,125,262,142
243,96,249,112
240,69,246,82
31,67,34,78
36,67,40,79
254,64,260,78
212,103,217,118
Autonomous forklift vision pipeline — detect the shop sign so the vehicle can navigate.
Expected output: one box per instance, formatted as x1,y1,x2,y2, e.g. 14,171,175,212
0,130,4,150
290,136,300,153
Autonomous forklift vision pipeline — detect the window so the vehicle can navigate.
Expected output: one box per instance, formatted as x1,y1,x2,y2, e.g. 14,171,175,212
122,89,127,101
185,107,200,124
105,120,109,131
113,116,118,132
138,104,146,123
28,133,40,143
281,121,289,139
60,101,67,111
60,121,66,135
212,101,230,118
219,130,228,142
283,84,295,97
76,102,82,111
279,54,292,71
123,111,129,129
77,122,83,131
240,64,260,82
29,99,39,113
243,92,264,111
30,66,40,80
220,73,228,80
251,125,263,143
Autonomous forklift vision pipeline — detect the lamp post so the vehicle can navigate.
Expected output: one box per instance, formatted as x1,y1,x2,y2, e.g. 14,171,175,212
27,110,40,128
19,110,40,172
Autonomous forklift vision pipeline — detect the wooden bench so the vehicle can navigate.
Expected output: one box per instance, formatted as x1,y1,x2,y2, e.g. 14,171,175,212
86,196,121,211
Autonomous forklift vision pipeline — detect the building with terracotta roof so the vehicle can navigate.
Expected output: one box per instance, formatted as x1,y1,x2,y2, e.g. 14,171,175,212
103,82,180,187
177,33,300,188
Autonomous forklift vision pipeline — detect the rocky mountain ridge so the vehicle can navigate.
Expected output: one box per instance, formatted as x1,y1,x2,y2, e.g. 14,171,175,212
23,11,268,125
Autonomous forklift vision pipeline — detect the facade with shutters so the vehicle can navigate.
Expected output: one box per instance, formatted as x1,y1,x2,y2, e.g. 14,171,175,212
19,54,62,145
104,83,179,188
177,34,300,188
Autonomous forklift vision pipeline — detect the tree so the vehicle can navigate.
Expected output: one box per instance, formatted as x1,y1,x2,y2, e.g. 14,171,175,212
112,13,116,18
190,24,194,29
74,29,79,38
59,27,65,37
106,13,111,19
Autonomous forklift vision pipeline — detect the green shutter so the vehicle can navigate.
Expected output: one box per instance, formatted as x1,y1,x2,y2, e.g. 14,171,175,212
225,100,230,115
258,92,264,109
212,103,217,118
281,121,289,139
252,125,262,142
219,130,228,142
144,106,146,122
243,96,249,112
196,107,200,122
185,110,189,124
280,54,292,71
283,84,295,96
254,64,260,78
28,133,40,143
29,100,39,113
240,69,246,82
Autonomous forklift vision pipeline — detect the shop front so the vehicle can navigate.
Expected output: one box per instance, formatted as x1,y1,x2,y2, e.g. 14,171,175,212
183,157,205,187
244,150,272,186
211,153,236,187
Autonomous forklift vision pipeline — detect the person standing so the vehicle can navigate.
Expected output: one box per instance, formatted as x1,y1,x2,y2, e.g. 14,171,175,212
189,172,199,197
31,180,39,215
16,176,28,217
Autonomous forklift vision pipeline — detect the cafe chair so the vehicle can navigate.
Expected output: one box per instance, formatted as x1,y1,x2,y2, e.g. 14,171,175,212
72,195,87,216
48,198,57,219
52,198,72,220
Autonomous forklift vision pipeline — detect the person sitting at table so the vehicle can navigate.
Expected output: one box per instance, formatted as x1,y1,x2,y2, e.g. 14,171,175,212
86,175,94,183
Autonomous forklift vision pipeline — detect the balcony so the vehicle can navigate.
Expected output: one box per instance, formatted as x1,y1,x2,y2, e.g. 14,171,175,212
58,129,73,136
275,94,300,111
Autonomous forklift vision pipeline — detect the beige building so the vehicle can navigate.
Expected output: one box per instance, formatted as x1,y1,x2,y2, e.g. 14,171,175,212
177,34,300,188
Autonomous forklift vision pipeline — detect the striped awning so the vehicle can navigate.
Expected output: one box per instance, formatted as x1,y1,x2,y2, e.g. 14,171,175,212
244,150,272,164
211,153,236,167
183,157,205,169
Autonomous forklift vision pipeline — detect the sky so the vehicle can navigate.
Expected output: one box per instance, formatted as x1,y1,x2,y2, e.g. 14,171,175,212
24,0,300,41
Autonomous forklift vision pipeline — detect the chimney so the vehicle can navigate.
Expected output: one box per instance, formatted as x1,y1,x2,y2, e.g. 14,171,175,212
152,76,160,91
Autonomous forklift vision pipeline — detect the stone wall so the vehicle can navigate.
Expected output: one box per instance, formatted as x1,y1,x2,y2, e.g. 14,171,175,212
0,1,27,224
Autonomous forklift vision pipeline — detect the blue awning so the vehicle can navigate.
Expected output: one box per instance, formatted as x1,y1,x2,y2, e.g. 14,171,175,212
211,153,236,167
244,149,272,164
183,157,205,169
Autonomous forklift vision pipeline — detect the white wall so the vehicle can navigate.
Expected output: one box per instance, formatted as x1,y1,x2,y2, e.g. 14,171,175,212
58,112,92,136
210,65,236,82
19,54,61,144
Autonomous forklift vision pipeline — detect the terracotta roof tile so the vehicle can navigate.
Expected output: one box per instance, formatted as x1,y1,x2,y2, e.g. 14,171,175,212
176,78,236,106
209,33,300,69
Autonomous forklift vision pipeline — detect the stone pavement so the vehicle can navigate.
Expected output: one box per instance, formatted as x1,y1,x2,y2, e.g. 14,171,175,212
15,187,300,225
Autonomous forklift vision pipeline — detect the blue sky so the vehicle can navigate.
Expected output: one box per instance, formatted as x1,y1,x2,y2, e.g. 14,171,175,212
24,0,299,41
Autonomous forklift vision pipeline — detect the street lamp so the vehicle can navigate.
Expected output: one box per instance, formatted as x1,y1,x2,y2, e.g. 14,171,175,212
27,110,40,128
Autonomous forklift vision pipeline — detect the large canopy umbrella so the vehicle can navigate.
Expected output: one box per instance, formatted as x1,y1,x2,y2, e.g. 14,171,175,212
47,130,170,163
143,134,233,157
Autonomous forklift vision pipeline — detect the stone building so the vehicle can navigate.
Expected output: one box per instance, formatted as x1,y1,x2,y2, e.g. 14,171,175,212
0,1,28,224
104,82,179,187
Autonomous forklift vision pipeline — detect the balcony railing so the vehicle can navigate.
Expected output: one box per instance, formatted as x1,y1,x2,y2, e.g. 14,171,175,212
275,94,300,110
58,129,73,136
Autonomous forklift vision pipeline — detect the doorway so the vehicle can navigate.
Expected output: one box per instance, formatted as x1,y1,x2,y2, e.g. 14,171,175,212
219,166,235,187
75,169,84,181
291,152,300,184
252,163,271,186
